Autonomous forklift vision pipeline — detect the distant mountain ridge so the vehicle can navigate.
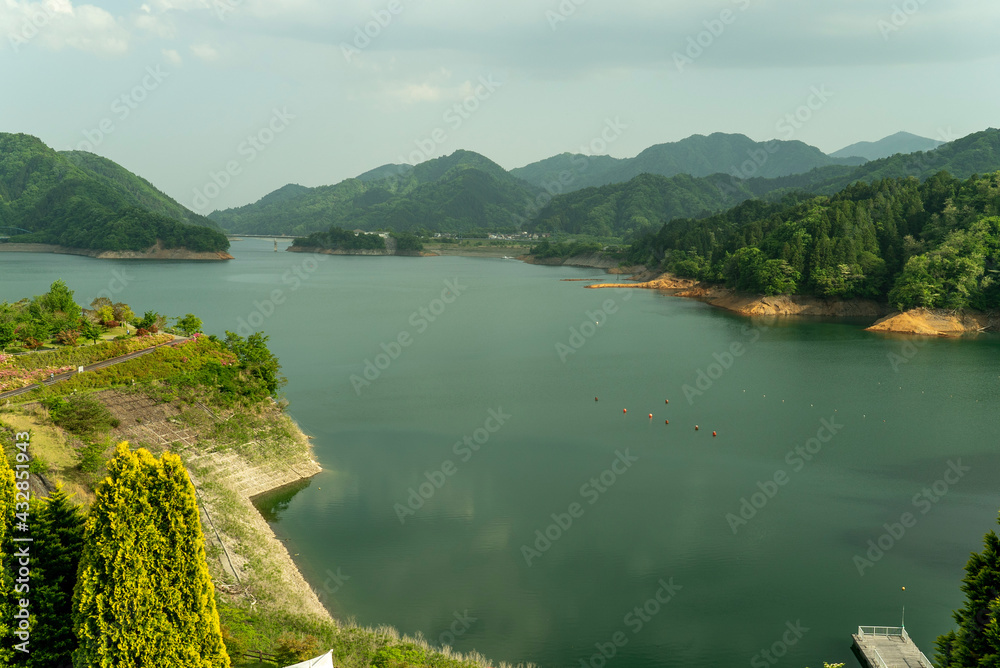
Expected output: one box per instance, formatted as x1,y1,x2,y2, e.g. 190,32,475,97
511,133,866,192
830,131,945,161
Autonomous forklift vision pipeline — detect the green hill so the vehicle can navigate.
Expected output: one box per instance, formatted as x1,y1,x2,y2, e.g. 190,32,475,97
60,150,222,230
0,133,228,253
211,150,541,236
527,172,758,238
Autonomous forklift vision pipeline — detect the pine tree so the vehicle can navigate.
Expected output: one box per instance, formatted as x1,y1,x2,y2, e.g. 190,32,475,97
27,486,85,668
72,443,230,668
935,512,1000,668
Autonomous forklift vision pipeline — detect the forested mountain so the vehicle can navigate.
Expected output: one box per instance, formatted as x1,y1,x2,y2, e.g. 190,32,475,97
59,150,222,230
512,133,866,192
0,133,228,252
626,170,1000,310
830,131,944,160
744,129,1000,198
211,150,541,235
531,129,1000,239
526,172,758,238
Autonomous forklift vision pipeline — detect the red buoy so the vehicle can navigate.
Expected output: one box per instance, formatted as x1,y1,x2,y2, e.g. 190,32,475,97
665,399,669,404
648,413,653,419
665,420,669,425
623,409,627,414
595,397,599,402
695,425,700,431
712,431,717,437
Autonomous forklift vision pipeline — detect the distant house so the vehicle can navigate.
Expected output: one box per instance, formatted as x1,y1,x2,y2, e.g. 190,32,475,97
377,232,390,239
352,229,365,236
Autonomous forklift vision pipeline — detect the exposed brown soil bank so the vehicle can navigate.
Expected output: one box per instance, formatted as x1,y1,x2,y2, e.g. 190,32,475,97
0,241,233,260
585,272,888,318
866,309,999,336
675,285,887,317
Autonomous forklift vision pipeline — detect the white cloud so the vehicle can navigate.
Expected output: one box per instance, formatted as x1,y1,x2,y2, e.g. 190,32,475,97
1,0,129,55
189,42,217,60
162,47,182,64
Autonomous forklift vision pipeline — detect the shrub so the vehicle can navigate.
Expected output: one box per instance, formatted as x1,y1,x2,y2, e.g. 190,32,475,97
46,395,117,438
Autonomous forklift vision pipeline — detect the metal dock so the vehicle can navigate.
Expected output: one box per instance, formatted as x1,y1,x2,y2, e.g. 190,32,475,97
851,626,933,668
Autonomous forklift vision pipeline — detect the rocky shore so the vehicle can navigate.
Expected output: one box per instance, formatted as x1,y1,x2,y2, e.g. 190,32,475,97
583,271,997,336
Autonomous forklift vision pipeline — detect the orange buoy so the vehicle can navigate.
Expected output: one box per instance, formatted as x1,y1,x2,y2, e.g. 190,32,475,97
695,425,699,431
665,399,669,404
623,408,627,414
712,431,717,437
595,397,598,402
665,420,669,425
648,413,653,419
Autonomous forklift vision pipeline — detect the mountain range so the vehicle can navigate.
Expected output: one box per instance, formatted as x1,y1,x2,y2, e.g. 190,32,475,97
210,129,1000,240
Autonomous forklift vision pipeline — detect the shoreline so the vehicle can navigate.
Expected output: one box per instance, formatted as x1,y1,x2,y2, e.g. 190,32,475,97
0,242,233,261
580,267,998,337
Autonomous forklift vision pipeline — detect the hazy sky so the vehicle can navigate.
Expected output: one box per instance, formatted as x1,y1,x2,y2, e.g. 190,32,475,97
2,0,999,213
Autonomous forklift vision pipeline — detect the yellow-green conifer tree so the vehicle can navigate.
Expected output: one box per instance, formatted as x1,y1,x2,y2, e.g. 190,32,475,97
72,443,230,668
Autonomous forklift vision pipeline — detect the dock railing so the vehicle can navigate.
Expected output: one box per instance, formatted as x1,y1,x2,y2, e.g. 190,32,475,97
858,626,905,637
856,626,934,667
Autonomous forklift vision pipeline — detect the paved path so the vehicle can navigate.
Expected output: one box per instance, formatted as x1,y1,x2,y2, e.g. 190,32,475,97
0,338,188,402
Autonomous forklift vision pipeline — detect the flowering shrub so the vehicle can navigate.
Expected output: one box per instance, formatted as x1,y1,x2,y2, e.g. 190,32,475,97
0,334,174,392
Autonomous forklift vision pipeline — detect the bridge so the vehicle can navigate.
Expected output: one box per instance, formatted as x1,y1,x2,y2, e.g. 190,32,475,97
0,227,31,241
851,626,933,668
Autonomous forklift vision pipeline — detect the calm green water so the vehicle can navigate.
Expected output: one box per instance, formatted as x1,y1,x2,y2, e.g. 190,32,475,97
2,240,999,668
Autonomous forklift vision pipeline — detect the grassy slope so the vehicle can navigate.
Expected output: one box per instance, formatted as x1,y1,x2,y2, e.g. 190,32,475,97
0,342,519,668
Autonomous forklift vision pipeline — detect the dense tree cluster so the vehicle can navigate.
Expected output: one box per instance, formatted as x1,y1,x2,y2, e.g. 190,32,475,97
0,281,166,351
626,171,1000,308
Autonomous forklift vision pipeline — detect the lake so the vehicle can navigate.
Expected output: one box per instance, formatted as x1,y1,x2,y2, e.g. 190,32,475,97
2,239,999,668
